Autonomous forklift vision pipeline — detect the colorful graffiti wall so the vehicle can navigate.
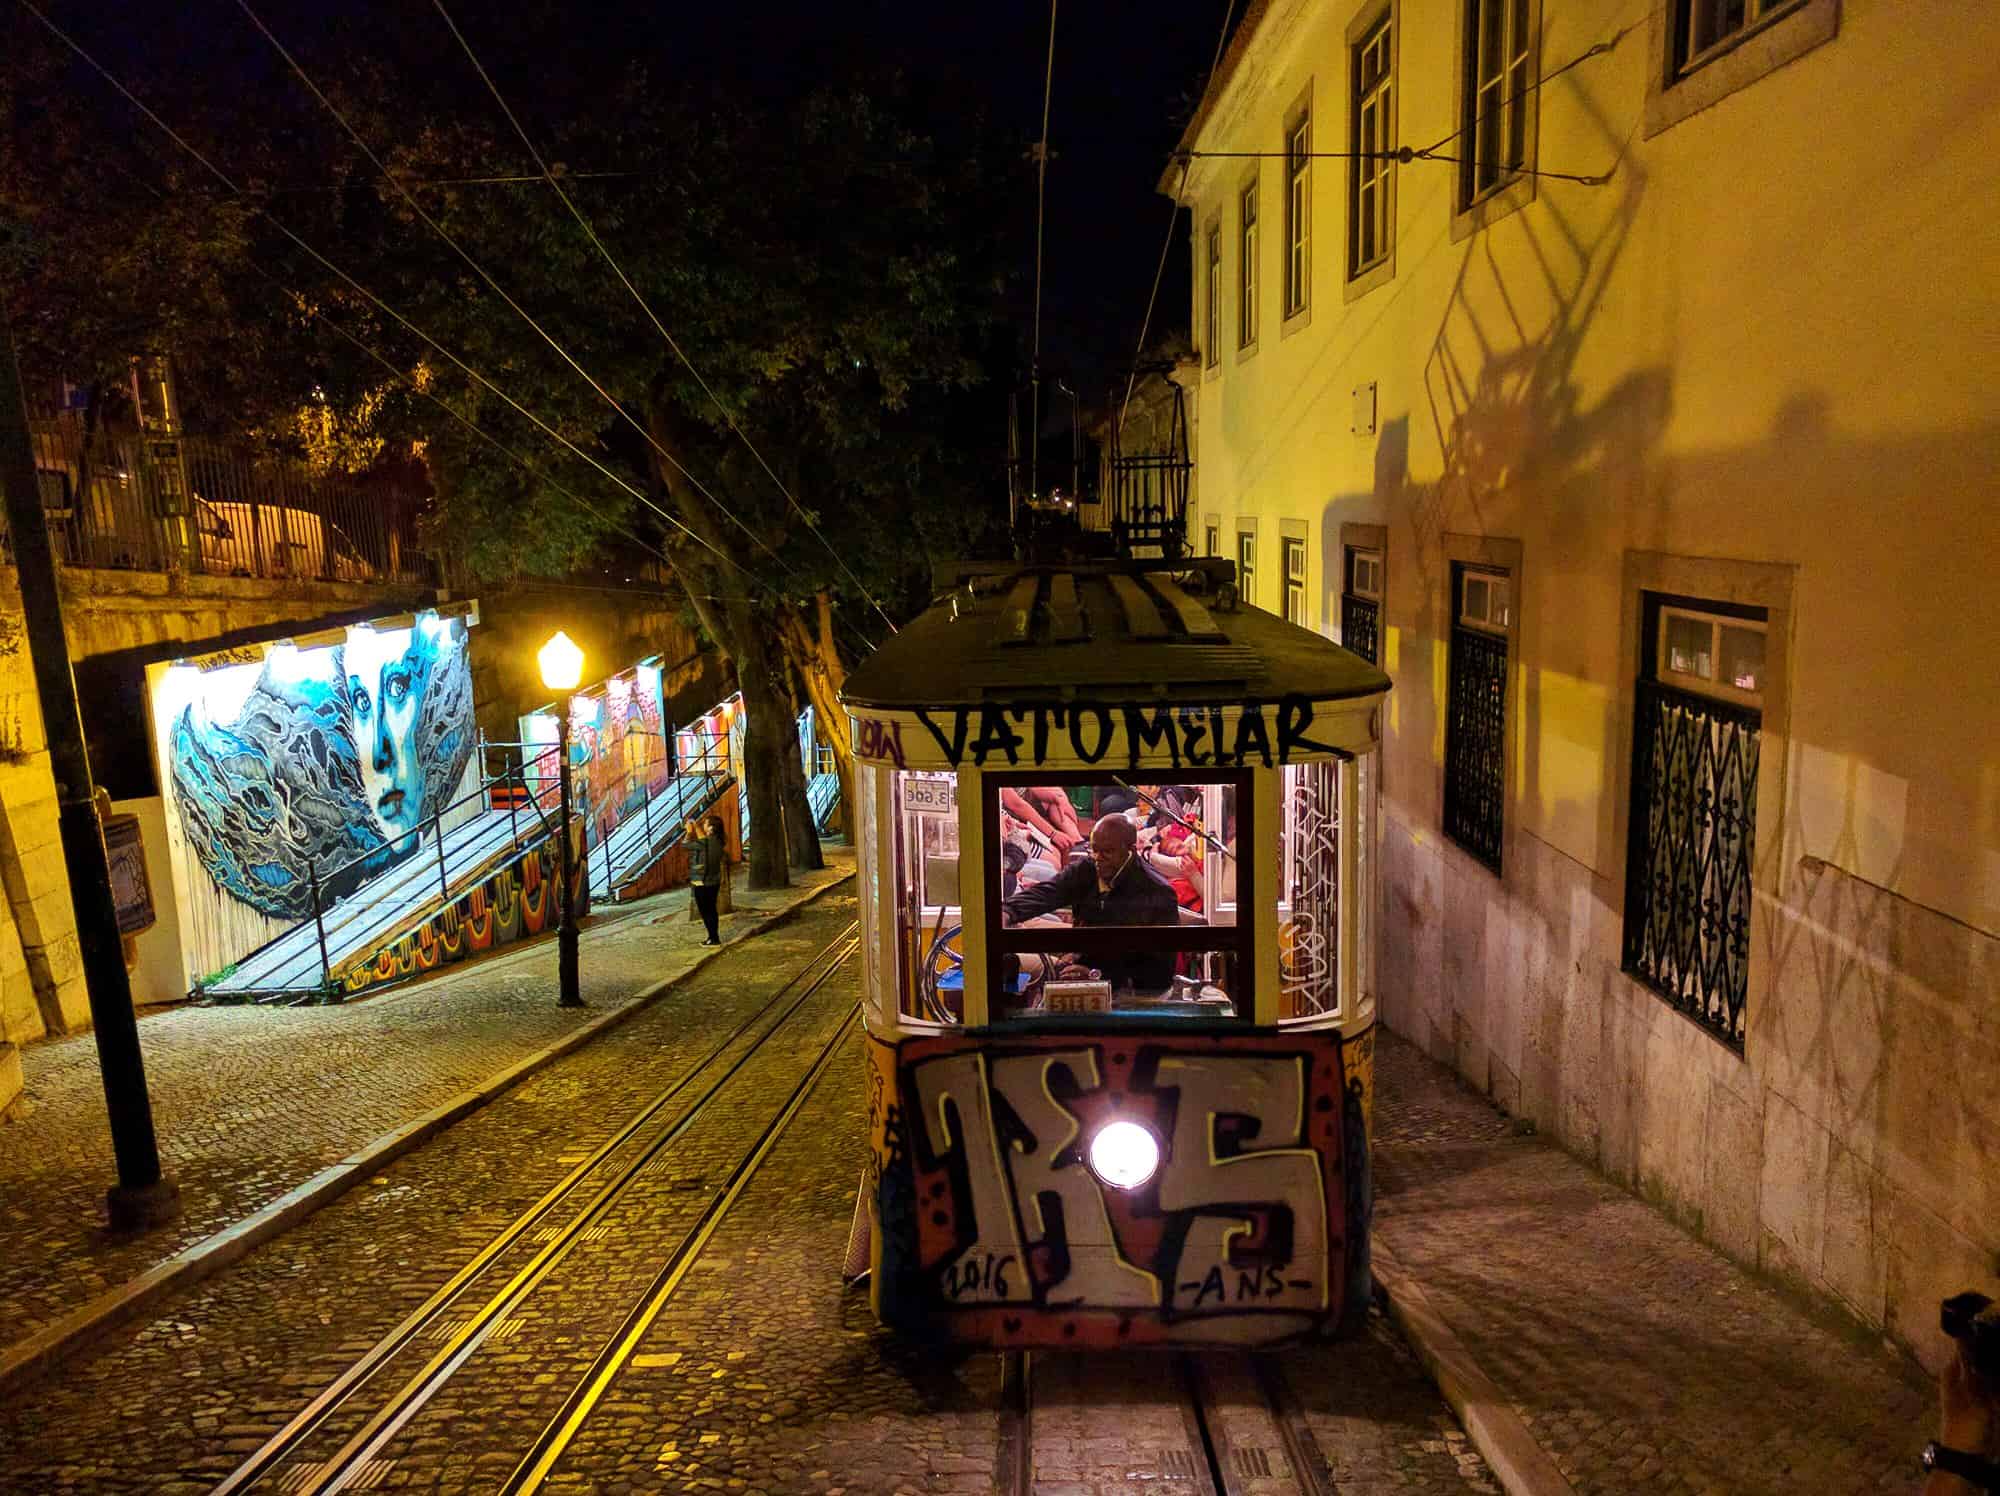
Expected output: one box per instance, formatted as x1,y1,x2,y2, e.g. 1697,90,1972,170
521,659,670,843
866,1027,1373,1348
338,822,588,998
148,607,480,986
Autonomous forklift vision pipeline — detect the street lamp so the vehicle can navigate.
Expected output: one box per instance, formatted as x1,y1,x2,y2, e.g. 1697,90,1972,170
538,630,585,1008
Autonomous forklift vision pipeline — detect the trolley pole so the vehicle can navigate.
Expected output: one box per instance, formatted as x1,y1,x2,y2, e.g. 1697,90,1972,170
555,698,582,1007
0,319,179,1230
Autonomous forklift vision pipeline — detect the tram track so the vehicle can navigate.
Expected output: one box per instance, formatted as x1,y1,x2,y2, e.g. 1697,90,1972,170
213,921,860,1496
1000,1347,1335,1495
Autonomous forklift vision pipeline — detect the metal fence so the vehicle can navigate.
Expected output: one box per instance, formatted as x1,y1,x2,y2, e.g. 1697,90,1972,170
10,406,435,586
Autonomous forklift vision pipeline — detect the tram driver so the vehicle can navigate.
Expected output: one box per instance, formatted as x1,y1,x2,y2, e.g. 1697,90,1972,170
1000,812,1179,993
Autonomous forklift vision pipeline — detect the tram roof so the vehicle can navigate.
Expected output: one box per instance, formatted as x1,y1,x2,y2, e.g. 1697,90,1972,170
842,558,1392,710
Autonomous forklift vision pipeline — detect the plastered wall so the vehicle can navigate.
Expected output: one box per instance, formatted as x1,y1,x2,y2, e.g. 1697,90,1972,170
1180,0,1999,1367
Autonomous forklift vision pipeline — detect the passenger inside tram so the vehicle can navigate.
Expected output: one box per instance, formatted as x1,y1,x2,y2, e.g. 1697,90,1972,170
990,777,1242,1017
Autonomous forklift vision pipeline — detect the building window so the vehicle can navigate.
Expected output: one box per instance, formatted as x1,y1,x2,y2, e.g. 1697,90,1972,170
1443,562,1510,872
1204,223,1221,368
1350,15,1395,278
1236,531,1257,607
1462,0,1534,206
1340,546,1383,664
1623,596,1765,1051
1283,537,1308,626
1675,0,1802,74
1205,522,1220,558
1238,182,1259,347
1284,110,1311,318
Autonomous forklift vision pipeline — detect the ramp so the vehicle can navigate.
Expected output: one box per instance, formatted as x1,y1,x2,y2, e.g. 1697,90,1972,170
199,806,574,1002
587,768,734,901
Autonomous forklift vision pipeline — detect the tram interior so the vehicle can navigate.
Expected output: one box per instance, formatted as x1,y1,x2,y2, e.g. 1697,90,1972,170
888,759,1361,1026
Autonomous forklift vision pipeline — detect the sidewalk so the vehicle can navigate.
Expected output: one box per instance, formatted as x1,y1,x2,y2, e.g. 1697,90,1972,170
1370,1028,1935,1495
0,848,853,1380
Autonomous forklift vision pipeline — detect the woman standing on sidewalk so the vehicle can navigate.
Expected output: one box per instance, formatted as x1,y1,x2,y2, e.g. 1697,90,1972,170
686,815,725,945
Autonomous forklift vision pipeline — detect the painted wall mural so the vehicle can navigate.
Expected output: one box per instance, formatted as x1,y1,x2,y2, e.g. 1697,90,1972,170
339,823,588,998
521,659,669,844
865,1027,1373,1348
149,608,480,986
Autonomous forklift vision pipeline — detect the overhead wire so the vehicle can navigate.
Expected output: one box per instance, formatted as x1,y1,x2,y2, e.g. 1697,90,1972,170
1119,0,1238,439
11,0,767,592
429,0,898,638
228,0,804,593
1027,0,1059,505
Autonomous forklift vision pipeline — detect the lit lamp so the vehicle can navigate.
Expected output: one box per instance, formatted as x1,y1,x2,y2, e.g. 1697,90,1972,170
538,631,585,1008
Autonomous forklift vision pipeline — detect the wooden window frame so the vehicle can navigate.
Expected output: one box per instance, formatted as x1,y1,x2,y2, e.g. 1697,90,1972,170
1644,0,1839,137
1203,220,1222,370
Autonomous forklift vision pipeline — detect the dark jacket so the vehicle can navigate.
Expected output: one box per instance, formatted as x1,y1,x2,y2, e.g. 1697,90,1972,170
688,829,724,887
1002,854,1180,992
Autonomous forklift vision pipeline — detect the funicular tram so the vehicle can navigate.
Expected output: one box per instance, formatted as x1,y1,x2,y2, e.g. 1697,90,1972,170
842,552,1392,1348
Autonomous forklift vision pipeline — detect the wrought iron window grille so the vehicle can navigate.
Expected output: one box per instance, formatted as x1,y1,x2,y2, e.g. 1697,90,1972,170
1622,676,1760,1051
1341,593,1380,665
1443,619,1507,873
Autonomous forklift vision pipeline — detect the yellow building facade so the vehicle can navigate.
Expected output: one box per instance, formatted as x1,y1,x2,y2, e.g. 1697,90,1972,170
1172,0,1999,1366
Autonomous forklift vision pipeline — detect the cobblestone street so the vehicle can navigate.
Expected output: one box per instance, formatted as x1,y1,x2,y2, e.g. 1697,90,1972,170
0,895,1498,1495
0,855,853,1355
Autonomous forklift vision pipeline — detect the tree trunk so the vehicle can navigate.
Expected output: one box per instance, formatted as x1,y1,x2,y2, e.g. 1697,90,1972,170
644,395,792,889
777,592,855,843
775,701,824,871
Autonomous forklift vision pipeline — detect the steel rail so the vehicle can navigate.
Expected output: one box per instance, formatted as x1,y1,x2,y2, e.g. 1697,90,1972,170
288,941,859,1496
499,1001,863,1492
1004,1350,1331,1495
211,921,858,1494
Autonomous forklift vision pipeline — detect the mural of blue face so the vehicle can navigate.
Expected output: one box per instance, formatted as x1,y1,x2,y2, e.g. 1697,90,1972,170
167,611,477,920
347,614,475,843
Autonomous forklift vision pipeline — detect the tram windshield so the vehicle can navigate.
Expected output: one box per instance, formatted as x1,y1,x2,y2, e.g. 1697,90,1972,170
987,773,1248,1022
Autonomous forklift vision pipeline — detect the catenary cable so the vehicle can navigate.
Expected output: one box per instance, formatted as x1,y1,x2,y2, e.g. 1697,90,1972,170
230,0,802,590
431,0,899,636
12,0,765,592
1119,0,1238,439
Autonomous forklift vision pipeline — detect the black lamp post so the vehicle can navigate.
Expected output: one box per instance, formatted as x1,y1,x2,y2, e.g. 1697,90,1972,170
539,632,585,1008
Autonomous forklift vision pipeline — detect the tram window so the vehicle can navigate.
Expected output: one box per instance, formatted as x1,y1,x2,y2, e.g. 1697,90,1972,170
986,773,1250,1023
1281,759,1340,1019
891,770,965,1025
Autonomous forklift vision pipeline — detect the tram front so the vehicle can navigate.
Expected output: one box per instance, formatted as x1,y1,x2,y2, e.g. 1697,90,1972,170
842,558,1390,1348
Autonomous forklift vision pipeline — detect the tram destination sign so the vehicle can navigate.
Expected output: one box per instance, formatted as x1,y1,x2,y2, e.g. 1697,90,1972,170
850,692,1366,772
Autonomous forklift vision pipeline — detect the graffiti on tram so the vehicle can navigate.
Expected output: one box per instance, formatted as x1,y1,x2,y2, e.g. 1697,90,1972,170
865,1029,1371,1346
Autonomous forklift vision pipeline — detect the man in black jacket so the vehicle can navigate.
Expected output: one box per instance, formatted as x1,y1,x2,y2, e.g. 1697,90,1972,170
1001,814,1179,992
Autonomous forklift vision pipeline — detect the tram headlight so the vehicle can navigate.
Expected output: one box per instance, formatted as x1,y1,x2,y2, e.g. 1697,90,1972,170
1086,1120,1161,1191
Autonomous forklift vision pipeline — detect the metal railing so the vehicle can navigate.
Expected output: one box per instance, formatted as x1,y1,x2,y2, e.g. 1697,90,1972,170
12,406,437,587
274,750,565,1001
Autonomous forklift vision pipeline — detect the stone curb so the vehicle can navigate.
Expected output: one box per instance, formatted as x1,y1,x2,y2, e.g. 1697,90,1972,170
1374,1237,1578,1496
0,870,854,1398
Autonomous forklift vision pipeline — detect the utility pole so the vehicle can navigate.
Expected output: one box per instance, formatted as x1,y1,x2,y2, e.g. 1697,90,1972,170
0,318,179,1231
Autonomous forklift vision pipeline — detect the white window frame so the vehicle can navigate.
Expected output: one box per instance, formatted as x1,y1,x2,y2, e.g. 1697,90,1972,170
1461,0,1536,209
1237,529,1258,607
1238,180,1260,349
1284,108,1312,320
1347,547,1383,601
1657,604,1768,709
1349,12,1396,281
1204,222,1222,368
1283,536,1308,626
1458,565,1513,633
1205,522,1221,558
1677,0,1804,75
